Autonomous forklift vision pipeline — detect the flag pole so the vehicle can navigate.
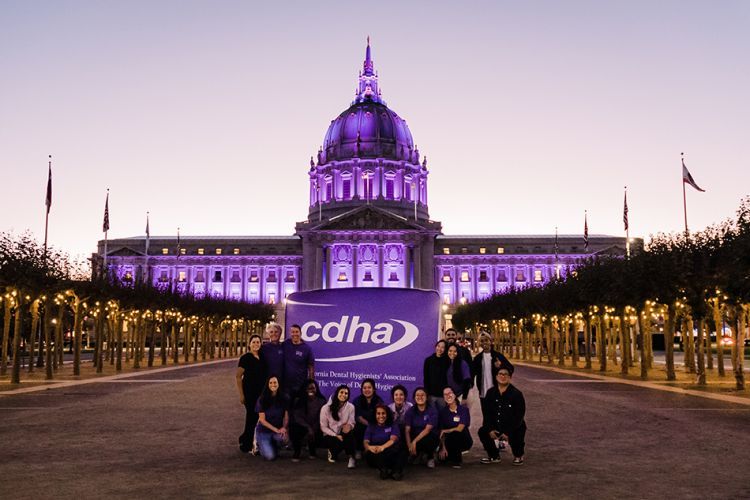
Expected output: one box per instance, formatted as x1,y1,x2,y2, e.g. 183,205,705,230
145,211,150,284
103,189,109,279
43,155,52,266
681,152,689,235
624,186,630,259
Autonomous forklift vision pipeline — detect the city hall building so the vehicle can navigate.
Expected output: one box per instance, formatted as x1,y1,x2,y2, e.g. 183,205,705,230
95,42,633,322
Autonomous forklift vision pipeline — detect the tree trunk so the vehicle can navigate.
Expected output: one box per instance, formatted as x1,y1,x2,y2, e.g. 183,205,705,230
639,309,648,380
664,305,676,381
571,318,579,367
713,300,725,377
695,317,706,385
28,299,41,373
10,297,25,384
160,320,167,366
172,322,179,364
620,314,630,375
148,320,156,367
45,306,53,380
600,316,608,372
95,311,105,374
1,299,11,376
54,304,64,371
116,315,123,372
133,320,141,369
584,317,592,369
72,300,83,376
733,307,746,390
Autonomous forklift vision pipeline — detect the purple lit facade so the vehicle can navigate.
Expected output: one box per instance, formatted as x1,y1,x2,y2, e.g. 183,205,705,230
95,41,637,320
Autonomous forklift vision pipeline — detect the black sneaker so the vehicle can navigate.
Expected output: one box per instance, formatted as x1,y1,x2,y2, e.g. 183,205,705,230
392,470,404,481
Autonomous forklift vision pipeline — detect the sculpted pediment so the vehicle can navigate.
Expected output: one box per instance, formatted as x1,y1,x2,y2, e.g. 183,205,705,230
108,246,143,256
319,206,419,231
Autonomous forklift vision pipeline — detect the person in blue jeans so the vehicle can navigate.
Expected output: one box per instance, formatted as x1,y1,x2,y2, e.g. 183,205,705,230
255,376,290,460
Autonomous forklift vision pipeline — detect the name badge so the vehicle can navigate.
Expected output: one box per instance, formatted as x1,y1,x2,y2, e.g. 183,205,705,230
385,427,392,433
453,416,460,423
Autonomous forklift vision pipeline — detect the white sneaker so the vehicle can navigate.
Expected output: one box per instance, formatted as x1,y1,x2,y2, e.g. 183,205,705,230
327,450,335,463
354,451,362,460
426,458,436,469
347,457,356,469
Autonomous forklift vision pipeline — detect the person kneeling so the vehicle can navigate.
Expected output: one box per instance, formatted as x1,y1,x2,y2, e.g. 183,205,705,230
478,367,526,466
404,387,439,468
364,404,406,480
256,376,290,461
438,387,473,468
320,385,357,469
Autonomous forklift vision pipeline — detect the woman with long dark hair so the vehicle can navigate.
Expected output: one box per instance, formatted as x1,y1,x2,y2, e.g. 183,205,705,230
404,386,439,468
235,334,266,454
319,384,357,469
352,378,384,459
364,404,406,480
423,340,449,410
255,375,290,460
438,386,473,468
446,344,471,403
289,379,326,461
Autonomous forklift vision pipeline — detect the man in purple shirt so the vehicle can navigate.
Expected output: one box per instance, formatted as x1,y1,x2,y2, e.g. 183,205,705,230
260,323,285,385
283,324,315,396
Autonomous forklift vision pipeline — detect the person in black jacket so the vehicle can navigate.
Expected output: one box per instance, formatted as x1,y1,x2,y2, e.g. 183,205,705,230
478,366,526,466
472,333,514,416
423,340,449,409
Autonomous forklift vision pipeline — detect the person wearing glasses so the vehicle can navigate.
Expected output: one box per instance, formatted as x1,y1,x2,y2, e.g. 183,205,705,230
478,366,526,466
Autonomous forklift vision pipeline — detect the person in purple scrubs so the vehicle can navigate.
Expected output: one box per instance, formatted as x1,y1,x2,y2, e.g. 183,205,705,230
446,344,472,403
364,404,405,480
255,376,290,461
260,323,284,386
404,387,439,468
352,378,384,459
283,324,315,396
438,386,473,468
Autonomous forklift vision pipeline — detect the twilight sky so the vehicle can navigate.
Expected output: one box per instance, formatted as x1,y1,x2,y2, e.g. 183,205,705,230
1,0,748,263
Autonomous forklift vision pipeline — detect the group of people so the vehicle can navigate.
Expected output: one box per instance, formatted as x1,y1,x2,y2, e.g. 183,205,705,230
236,324,527,480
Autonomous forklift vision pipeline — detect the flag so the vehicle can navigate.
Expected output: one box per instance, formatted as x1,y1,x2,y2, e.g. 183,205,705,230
583,211,589,252
176,227,181,258
682,158,705,192
554,226,559,260
145,212,150,255
623,190,629,232
45,156,52,214
102,191,110,232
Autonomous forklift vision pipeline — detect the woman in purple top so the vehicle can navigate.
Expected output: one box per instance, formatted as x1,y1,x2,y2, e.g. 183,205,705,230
404,387,439,468
255,376,290,461
352,378,384,458
289,379,326,461
438,387,473,468
364,404,406,480
446,344,472,403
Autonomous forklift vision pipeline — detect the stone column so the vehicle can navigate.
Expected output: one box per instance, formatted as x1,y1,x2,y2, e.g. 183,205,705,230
404,245,411,288
352,244,358,286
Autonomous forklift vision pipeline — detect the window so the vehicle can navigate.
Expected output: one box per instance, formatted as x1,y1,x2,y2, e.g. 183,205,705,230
362,172,374,199
268,293,276,305
385,178,394,199
388,271,398,282
249,271,259,282
342,178,351,199
162,248,169,255
534,269,543,282
479,270,489,282
195,270,205,282
460,271,470,282
198,248,204,255
180,248,186,255
461,247,468,254
443,294,450,304
442,248,450,255
267,271,277,282
233,248,240,255
231,271,241,282
213,270,222,282
363,270,373,282
178,271,187,282
515,268,525,281
497,247,505,254
159,271,169,282
442,271,452,282
479,247,486,254
215,248,222,255
337,272,347,282
123,271,133,282
285,271,295,282
497,269,508,282
325,179,333,200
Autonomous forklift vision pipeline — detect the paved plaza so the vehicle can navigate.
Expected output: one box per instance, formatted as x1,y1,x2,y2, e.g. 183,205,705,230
1,359,748,499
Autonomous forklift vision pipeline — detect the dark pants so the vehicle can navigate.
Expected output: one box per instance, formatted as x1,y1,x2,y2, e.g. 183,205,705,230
478,423,526,459
409,430,439,458
354,422,367,451
365,446,406,472
443,430,473,464
323,431,355,460
290,423,322,457
239,403,259,452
